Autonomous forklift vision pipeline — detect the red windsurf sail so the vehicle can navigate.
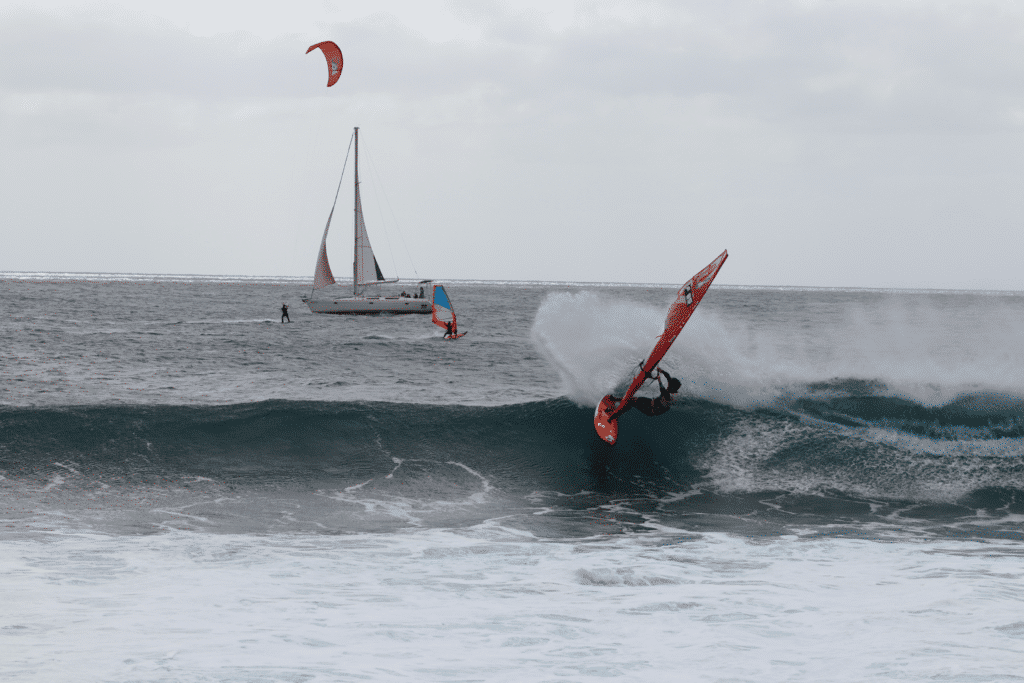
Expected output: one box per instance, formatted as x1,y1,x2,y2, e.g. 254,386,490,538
594,249,728,445
432,285,459,335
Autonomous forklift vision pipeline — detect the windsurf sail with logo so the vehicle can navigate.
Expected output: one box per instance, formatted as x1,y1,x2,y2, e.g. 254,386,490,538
431,284,462,337
306,41,344,87
594,249,728,445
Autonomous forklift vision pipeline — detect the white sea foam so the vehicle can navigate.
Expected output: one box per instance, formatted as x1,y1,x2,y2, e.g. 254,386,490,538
690,414,1024,502
3,527,1023,682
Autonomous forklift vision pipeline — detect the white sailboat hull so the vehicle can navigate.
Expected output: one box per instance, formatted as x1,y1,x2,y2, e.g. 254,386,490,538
302,296,431,315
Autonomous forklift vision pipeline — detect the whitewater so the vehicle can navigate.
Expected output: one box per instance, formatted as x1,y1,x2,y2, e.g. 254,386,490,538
2,274,1023,681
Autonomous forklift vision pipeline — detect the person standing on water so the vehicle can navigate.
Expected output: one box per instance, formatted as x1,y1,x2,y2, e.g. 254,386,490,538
281,304,290,323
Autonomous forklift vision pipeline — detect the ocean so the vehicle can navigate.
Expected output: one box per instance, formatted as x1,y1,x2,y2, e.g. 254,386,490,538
2,273,1023,682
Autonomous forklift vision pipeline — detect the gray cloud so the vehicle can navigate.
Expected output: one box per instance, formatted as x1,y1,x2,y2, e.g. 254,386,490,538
2,1,1024,287
4,1,1023,126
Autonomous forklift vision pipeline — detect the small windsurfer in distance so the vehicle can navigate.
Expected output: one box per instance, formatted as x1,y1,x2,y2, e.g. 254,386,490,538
608,369,681,419
443,320,458,339
281,304,290,323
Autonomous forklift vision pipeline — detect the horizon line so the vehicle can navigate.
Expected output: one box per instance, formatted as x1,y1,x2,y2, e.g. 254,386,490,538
1,270,1021,296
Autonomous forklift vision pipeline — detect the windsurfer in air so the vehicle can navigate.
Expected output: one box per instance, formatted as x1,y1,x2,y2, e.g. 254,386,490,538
281,303,290,323
608,369,681,420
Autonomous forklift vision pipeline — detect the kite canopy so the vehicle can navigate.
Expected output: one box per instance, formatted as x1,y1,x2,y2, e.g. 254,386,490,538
306,41,343,87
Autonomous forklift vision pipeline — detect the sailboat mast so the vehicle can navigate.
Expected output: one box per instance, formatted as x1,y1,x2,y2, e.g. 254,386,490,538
353,126,359,296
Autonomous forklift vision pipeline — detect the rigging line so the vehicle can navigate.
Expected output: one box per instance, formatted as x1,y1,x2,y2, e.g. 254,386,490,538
362,144,401,279
310,132,354,297
291,99,332,257
364,144,420,279
328,132,356,220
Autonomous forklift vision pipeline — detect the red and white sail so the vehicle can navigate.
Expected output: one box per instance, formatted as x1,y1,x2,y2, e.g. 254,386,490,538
312,208,337,291
594,249,728,445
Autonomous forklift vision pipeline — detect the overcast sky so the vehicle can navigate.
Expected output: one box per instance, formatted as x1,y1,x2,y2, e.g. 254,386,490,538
2,0,1023,288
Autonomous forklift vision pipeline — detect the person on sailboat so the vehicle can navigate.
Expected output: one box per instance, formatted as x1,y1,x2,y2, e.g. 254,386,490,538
281,304,290,323
608,369,681,419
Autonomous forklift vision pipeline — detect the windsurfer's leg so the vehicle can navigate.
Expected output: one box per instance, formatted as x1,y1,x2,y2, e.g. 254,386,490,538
634,397,657,417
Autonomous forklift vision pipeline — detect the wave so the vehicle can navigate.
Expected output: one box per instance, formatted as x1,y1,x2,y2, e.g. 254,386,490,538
2,397,1022,510
530,289,1024,410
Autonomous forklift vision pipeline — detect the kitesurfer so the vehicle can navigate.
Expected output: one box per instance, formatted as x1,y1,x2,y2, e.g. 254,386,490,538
608,369,681,419
281,304,290,323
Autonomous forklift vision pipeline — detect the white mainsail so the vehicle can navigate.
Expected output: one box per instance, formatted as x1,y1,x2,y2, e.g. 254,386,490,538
352,150,387,295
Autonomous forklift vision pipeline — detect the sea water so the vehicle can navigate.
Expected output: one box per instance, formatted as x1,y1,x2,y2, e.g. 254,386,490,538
2,274,1023,682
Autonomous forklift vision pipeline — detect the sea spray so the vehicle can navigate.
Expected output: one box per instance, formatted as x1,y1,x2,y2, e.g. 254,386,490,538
530,290,665,405
531,286,1024,411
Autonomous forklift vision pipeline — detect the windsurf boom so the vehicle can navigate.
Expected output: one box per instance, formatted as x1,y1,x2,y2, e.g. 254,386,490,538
594,249,728,445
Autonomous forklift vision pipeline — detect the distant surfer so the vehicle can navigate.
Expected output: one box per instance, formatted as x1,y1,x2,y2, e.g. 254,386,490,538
281,304,290,323
608,369,681,419
443,320,458,339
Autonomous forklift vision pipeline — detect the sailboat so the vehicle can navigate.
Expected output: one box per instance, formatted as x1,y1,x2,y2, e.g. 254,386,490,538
302,127,434,315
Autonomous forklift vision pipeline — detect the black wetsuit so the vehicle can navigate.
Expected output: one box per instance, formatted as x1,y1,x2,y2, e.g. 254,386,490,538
634,394,671,417
611,370,680,418
281,305,290,323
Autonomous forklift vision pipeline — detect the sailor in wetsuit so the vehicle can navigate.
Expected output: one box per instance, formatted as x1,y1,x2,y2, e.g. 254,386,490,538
281,304,290,323
443,320,458,338
608,369,682,419
634,369,682,416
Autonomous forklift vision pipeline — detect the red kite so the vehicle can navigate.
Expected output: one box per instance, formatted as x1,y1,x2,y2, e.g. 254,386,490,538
306,41,343,87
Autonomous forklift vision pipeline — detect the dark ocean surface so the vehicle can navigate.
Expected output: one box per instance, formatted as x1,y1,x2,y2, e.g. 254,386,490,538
2,274,1023,681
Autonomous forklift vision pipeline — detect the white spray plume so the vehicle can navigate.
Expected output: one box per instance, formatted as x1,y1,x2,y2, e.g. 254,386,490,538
532,289,1024,409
